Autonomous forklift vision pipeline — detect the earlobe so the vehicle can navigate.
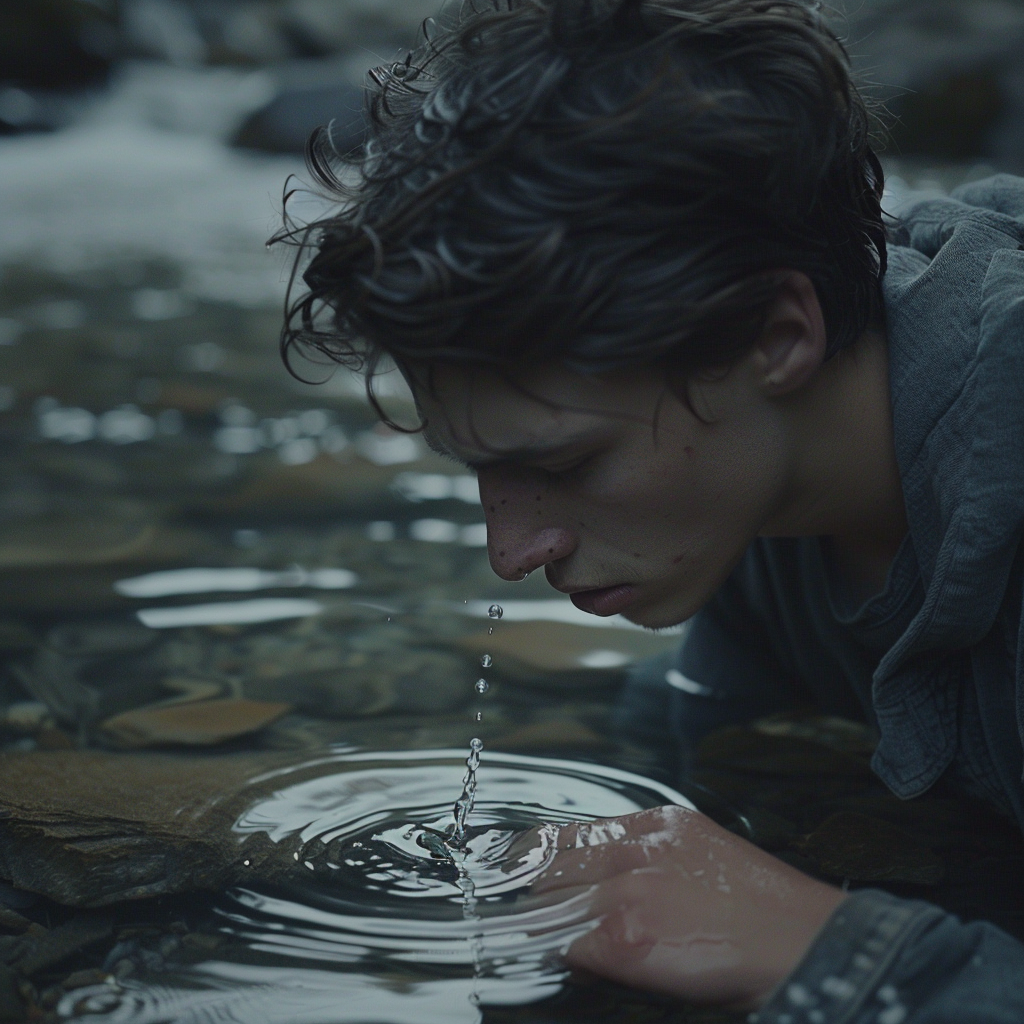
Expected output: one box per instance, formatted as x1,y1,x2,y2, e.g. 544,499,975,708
755,272,827,396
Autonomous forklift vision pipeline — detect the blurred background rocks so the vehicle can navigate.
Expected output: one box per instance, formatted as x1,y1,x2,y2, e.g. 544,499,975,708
840,0,1024,170
6,0,1024,167
0,0,438,149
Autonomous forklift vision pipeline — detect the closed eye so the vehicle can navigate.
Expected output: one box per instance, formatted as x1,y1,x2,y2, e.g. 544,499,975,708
528,449,601,479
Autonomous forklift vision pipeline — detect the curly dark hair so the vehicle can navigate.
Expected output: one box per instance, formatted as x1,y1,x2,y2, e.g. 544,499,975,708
277,0,887,412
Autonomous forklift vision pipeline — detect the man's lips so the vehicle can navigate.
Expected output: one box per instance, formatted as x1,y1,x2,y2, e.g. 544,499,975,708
568,584,637,616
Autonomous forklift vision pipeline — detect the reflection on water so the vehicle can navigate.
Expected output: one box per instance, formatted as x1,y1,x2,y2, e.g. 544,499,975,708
58,751,693,1023
116,566,358,598
461,599,686,632
137,597,326,628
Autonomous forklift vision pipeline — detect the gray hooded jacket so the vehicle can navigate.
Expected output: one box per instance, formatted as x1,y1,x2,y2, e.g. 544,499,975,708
668,175,1024,1023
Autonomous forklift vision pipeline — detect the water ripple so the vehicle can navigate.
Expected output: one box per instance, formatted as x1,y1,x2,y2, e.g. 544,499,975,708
60,751,693,1024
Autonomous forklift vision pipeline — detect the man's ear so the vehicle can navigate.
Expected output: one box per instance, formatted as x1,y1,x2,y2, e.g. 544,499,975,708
754,271,828,396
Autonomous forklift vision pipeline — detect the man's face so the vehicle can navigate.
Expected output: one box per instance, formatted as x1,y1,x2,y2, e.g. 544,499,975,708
414,360,793,630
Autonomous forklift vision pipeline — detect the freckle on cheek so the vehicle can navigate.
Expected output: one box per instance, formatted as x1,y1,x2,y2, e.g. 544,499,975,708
501,499,507,505
672,554,685,564
499,550,506,556
684,446,694,457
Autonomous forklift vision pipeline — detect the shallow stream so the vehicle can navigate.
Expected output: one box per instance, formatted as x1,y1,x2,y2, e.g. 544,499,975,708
3,54,1024,1024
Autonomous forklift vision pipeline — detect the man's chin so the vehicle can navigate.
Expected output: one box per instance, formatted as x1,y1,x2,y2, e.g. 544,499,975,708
617,595,692,632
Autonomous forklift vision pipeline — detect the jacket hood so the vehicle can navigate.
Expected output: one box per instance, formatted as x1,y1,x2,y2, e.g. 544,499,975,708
870,175,1024,795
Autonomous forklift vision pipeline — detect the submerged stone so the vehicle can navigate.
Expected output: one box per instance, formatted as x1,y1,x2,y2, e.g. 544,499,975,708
0,750,311,906
0,963,24,1024
696,725,875,778
793,811,946,885
99,697,291,748
457,620,678,687
15,914,113,978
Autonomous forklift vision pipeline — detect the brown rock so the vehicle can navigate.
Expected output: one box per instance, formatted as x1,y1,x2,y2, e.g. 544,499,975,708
100,698,291,748
0,501,186,571
696,725,874,778
0,750,309,906
793,812,945,885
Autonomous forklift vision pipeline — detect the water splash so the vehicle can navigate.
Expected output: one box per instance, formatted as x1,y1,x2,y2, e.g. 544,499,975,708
452,738,484,844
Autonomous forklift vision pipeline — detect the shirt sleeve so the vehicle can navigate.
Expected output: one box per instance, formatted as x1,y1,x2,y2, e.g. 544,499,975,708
753,889,1024,1024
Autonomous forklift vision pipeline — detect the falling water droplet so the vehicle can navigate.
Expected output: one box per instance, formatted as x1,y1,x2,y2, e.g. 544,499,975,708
488,627,493,635
475,678,488,694
470,737,484,752
480,654,492,668
475,711,482,721
488,604,503,619
243,859,250,867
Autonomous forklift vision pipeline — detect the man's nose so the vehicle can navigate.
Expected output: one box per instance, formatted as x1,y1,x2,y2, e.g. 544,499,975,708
477,466,577,581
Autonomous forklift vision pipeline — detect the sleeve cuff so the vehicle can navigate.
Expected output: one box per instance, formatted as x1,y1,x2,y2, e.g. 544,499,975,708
751,889,945,1024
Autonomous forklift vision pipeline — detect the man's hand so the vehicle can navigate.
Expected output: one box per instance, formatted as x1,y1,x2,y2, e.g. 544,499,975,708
524,805,846,1010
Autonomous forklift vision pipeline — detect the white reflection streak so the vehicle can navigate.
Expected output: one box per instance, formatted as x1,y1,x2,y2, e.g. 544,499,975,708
460,599,685,632
116,566,356,598
137,598,323,629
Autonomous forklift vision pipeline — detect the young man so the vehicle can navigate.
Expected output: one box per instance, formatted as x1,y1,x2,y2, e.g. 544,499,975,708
280,0,1024,1018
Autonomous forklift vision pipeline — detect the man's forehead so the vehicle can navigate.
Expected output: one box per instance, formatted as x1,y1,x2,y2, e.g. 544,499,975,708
421,400,594,465
413,363,626,463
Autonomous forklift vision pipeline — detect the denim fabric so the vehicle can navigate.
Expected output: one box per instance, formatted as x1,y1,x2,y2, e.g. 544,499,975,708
753,890,1024,1024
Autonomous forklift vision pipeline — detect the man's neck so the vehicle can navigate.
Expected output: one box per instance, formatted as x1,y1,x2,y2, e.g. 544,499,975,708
765,327,908,598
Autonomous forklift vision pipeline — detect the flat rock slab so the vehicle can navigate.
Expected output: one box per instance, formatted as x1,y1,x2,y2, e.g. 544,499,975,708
100,697,292,748
0,750,337,908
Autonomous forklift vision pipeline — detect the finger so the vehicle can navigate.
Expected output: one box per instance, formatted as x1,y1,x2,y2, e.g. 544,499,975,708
502,816,639,877
562,868,750,1006
532,805,703,893
507,804,698,867
531,838,660,893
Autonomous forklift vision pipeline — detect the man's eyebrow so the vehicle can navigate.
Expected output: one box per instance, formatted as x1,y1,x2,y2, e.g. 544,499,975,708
422,430,594,469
